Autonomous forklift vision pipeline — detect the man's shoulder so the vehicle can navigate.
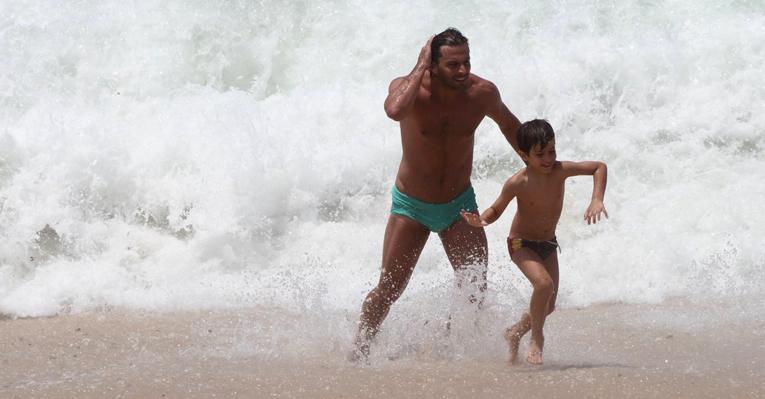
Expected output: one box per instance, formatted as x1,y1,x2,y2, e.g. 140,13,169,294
469,74,499,95
467,75,501,109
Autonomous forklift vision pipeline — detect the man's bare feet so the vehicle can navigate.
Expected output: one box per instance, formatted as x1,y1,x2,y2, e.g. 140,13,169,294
525,337,544,365
347,341,370,364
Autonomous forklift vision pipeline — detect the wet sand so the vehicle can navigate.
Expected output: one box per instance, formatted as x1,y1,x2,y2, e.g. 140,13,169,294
2,301,763,398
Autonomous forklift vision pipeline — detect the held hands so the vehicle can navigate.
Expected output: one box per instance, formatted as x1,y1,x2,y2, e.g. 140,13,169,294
584,200,609,225
460,209,488,227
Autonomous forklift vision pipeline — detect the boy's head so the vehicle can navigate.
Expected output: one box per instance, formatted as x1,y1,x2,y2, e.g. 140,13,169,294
517,119,556,172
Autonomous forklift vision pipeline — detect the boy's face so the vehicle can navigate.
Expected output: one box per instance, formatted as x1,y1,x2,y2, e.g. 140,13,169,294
521,140,556,174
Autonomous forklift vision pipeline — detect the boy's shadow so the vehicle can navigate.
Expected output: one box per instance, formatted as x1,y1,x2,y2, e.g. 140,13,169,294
512,362,635,372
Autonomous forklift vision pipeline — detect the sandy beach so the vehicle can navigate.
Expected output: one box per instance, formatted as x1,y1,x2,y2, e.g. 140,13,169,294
2,300,763,399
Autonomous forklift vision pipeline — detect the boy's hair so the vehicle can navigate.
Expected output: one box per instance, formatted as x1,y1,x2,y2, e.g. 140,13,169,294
431,28,468,64
517,119,555,154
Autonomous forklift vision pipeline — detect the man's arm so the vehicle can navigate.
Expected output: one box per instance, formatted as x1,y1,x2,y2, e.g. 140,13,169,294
384,37,433,121
485,82,522,154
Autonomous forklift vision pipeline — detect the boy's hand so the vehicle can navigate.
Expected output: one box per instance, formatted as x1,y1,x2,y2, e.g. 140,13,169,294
461,210,488,227
584,200,609,225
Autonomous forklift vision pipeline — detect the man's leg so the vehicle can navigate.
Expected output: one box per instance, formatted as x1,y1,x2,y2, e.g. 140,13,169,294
510,249,556,365
350,214,430,360
438,214,488,306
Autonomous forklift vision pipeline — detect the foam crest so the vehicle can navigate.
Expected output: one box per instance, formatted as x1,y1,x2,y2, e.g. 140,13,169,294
1,1,764,318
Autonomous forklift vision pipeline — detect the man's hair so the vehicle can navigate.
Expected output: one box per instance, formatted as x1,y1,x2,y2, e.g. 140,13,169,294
517,119,556,154
431,28,468,64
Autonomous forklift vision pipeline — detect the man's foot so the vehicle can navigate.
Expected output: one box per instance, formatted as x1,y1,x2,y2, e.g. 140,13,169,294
347,342,370,364
525,338,544,365
504,327,523,365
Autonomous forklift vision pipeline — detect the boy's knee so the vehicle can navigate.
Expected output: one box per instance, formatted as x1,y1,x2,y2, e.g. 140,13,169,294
547,303,555,315
533,278,555,296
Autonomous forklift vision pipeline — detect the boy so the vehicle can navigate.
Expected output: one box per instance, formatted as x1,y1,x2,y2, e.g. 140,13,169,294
461,119,608,365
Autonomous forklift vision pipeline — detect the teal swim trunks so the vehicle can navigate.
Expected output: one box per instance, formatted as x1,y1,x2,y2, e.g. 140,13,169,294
390,185,478,232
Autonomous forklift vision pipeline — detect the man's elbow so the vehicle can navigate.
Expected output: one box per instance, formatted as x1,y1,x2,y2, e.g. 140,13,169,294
500,124,519,149
385,105,405,121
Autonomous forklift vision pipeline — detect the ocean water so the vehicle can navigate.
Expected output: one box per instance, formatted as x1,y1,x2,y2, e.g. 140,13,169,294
1,1,764,356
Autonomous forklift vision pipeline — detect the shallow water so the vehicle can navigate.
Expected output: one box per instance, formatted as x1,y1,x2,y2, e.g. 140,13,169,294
1,0,764,342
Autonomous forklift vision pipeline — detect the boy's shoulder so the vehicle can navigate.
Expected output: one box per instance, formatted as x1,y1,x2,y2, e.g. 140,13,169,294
504,168,528,188
551,160,577,180
556,160,602,178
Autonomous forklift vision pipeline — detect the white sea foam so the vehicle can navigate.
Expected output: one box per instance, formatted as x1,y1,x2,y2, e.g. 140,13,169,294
1,1,764,322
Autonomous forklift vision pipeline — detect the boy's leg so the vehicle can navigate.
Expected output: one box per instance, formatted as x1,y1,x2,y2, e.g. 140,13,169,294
438,214,488,307
511,249,556,365
505,312,531,364
350,214,430,361
545,252,560,314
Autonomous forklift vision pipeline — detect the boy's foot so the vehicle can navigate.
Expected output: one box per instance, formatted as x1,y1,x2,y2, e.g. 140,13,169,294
504,327,523,365
504,313,531,365
525,339,544,365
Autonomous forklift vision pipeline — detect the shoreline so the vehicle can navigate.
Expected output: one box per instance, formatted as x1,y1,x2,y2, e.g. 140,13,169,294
2,301,763,398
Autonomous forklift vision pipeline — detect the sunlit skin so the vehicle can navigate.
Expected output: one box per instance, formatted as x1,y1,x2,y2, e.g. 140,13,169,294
349,35,522,361
461,139,608,365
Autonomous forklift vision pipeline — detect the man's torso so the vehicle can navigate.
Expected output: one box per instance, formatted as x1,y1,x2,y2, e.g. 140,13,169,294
395,74,492,203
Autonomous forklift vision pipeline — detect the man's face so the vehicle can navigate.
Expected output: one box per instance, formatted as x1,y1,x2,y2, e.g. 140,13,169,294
521,140,557,174
431,44,471,89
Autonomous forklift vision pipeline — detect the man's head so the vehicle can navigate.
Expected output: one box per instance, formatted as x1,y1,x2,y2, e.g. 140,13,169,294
430,28,470,89
517,119,557,173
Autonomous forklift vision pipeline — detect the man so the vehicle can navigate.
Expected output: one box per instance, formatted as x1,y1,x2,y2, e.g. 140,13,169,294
350,28,522,360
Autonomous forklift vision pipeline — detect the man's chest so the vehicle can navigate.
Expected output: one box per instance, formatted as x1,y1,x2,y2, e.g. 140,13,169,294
415,106,485,138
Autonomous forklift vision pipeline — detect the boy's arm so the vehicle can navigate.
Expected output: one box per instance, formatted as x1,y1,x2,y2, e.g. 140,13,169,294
561,161,609,225
461,175,520,227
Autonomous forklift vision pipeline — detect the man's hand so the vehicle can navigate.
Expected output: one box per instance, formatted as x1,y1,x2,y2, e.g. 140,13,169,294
384,36,434,121
417,36,434,68
584,200,609,225
461,210,488,227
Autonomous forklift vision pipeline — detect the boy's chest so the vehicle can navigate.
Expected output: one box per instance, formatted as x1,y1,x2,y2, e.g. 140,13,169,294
519,181,565,209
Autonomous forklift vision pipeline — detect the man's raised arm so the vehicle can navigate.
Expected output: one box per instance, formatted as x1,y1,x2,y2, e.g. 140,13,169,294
384,37,432,121
485,83,522,155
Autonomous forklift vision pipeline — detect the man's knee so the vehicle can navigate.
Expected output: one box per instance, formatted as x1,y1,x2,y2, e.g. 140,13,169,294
454,264,487,306
369,282,406,305
465,245,489,267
